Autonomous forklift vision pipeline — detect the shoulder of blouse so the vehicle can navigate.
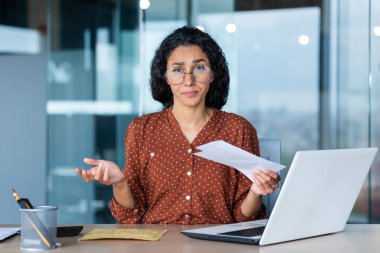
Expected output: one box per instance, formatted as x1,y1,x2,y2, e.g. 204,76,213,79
128,110,167,129
125,110,168,141
218,110,257,131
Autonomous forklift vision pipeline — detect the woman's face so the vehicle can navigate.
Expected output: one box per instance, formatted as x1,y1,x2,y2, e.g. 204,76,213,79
166,45,213,109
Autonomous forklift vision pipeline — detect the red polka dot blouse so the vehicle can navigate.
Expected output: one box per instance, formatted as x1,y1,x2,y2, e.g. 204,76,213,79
110,107,266,224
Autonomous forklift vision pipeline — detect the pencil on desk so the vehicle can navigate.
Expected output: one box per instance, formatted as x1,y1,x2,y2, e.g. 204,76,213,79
11,189,56,248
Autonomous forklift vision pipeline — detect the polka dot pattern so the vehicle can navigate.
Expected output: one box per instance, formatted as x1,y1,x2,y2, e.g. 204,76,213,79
110,108,266,224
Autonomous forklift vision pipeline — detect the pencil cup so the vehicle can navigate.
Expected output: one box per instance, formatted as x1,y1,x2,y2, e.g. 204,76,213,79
20,206,58,250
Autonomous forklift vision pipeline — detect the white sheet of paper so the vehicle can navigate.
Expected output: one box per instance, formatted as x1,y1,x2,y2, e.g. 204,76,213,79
194,140,286,181
0,227,20,241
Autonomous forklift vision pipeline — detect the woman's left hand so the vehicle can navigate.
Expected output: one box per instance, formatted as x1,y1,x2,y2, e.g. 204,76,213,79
250,170,281,196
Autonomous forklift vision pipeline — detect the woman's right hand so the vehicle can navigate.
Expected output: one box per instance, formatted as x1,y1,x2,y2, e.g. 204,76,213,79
75,158,125,186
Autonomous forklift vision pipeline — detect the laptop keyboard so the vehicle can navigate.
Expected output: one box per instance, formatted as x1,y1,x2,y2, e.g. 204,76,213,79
219,226,265,237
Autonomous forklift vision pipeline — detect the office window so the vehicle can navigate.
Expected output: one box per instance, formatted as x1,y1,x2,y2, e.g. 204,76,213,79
42,0,380,224
2,0,380,225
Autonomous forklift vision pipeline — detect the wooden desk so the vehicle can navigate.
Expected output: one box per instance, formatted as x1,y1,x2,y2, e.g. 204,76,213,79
1,224,380,253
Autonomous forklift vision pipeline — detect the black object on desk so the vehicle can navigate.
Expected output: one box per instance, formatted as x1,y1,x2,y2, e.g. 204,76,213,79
57,226,83,237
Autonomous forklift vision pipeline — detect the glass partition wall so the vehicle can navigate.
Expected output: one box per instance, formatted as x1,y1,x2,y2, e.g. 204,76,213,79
46,0,140,223
370,0,380,223
42,0,380,224
333,0,371,222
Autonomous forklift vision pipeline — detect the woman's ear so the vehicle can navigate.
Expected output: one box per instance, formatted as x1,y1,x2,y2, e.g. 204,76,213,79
209,73,214,84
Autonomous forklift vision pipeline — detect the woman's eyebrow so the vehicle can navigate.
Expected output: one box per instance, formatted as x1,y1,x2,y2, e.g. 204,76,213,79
171,62,184,66
193,59,207,63
170,59,207,65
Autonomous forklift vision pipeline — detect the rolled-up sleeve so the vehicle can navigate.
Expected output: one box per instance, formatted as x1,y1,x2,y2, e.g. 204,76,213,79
232,121,267,222
110,120,146,224
233,172,267,222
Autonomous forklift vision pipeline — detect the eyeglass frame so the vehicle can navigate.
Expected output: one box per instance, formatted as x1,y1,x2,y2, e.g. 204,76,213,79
165,65,214,85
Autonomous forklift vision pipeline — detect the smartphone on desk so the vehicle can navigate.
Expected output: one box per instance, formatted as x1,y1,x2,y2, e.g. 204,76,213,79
57,226,83,237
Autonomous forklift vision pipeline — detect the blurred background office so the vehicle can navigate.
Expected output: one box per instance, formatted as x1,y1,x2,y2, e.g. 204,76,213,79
0,0,379,224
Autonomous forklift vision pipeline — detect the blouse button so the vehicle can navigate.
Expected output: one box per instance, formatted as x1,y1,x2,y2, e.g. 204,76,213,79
150,152,155,157
187,171,192,176
134,209,139,213
187,148,192,154
185,195,191,200
184,214,190,219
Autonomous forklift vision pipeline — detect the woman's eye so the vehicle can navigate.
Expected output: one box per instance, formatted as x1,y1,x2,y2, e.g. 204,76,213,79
194,65,206,71
172,68,183,73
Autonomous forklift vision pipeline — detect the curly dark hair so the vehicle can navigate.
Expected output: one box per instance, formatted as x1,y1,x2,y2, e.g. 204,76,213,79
150,26,230,109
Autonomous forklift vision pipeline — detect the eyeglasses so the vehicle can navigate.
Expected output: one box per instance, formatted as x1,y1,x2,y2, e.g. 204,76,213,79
166,65,213,85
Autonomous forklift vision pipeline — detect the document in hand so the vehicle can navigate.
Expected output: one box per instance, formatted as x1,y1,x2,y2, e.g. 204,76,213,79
194,140,286,181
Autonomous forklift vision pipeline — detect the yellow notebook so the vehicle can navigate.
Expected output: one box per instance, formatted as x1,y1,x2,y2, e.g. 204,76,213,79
80,229,167,241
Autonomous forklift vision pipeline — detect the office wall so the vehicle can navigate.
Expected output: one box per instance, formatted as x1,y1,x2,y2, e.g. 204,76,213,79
0,54,46,224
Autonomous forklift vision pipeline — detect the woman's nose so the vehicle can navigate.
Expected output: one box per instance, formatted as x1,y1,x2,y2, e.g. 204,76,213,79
183,72,194,86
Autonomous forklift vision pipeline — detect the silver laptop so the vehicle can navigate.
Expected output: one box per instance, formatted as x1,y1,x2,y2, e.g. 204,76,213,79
181,147,378,246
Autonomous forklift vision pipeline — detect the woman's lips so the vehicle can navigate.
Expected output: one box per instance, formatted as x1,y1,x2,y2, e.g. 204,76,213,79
182,91,198,97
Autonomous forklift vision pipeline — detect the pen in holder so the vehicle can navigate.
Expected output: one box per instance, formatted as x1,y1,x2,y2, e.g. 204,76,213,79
11,189,58,250
20,206,58,250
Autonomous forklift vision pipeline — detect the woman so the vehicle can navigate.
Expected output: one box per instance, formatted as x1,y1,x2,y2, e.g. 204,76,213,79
75,26,280,224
